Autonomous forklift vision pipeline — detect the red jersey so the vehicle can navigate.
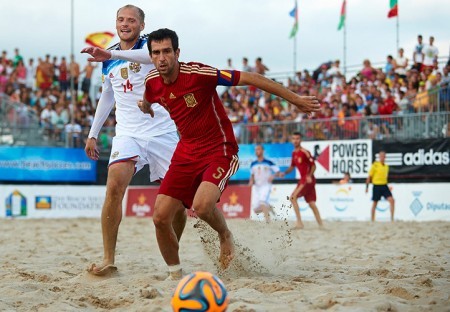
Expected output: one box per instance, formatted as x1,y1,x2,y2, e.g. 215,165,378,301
144,62,240,160
291,147,316,183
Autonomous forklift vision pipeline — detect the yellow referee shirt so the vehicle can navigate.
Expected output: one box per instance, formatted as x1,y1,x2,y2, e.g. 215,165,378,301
368,161,389,185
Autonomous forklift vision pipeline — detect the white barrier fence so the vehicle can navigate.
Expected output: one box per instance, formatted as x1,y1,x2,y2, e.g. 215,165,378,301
0,185,107,218
252,183,450,222
0,183,449,221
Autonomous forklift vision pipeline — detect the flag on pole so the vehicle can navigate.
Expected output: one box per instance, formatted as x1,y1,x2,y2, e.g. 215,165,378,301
388,0,398,18
337,0,346,31
85,32,115,49
289,0,298,38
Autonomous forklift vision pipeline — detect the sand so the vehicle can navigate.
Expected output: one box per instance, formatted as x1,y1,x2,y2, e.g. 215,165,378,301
0,217,449,312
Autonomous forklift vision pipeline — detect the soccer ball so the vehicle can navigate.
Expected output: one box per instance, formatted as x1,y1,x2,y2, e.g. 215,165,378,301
171,271,229,312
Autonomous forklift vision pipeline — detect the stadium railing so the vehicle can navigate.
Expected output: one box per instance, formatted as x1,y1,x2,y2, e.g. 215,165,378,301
235,111,449,144
0,95,42,146
0,85,449,149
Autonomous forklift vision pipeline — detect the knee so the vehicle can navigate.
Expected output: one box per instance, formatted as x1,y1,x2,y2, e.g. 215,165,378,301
192,202,211,220
106,180,126,198
153,206,173,229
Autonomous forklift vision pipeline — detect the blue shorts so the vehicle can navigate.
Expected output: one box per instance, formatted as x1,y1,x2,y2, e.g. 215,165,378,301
372,185,392,201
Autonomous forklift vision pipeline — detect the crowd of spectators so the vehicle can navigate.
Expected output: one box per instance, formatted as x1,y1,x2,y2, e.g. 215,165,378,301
1,35,449,147
0,48,108,147
223,36,449,143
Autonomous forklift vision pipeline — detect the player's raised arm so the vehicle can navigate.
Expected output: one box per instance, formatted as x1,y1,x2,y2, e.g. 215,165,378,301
81,46,152,64
237,71,320,115
80,47,112,62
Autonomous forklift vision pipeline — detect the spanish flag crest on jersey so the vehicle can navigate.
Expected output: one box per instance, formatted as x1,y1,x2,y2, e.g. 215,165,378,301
183,93,198,108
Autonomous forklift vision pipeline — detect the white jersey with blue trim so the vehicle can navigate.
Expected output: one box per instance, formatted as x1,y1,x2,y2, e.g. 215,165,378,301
250,158,280,186
102,36,176,138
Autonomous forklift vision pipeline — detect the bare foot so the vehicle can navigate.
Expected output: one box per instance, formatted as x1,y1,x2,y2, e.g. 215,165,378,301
291,222,304,230
253,207,262,214
87,263,117,276
219,231,235,269
268,205,275,216
166,268,183,281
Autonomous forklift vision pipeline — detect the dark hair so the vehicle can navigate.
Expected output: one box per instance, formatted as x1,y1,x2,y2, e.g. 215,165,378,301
147,28,179,54
292,131,302,137
117,5,145,23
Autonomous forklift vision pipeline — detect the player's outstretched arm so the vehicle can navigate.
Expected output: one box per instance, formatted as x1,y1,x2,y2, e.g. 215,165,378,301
238,72,320,115
81,47,152,64
80,47,112,62
278,165,295,178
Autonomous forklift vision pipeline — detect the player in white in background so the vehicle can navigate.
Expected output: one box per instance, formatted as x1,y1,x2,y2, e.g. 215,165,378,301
81,5,185,276
249,144,280,223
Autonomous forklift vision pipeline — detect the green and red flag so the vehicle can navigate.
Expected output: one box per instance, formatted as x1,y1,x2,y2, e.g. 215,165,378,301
388,0,398,18
337,0,346,31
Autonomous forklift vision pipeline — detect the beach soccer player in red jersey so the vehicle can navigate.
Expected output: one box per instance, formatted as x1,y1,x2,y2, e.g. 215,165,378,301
279,132,323,230
85,27,320,279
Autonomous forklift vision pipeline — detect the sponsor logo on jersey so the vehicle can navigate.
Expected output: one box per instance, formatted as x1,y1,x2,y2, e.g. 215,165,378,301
169,92,176,99
129,62,141,73
120,68,128,79
183,93,198,108
109,73,114,78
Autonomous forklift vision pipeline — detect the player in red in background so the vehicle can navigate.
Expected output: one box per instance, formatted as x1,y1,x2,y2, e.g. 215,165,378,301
126,28,319,279
279,132,323,229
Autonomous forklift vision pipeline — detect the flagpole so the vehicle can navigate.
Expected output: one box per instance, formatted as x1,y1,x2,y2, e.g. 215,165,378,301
396,5,399,53
293,32,297,77
343,1,347,77
70,0,75,126
292,0,298,79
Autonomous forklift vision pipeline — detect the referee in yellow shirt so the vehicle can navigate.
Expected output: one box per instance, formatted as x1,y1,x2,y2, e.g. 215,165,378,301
365,150,395,222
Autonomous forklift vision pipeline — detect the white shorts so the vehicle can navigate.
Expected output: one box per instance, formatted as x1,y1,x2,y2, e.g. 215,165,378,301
252,184,272,207
108,132,178,182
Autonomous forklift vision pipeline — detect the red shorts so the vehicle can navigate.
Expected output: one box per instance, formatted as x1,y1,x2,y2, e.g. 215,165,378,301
295,181,317,203
421,64,434,72
158,154,239,208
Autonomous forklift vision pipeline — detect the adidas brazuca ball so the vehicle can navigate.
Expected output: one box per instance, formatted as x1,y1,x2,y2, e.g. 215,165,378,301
171,271,229,312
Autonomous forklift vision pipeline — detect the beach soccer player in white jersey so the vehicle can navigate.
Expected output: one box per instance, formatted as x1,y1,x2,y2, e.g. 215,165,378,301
249,144,280,223
81,5,187,276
